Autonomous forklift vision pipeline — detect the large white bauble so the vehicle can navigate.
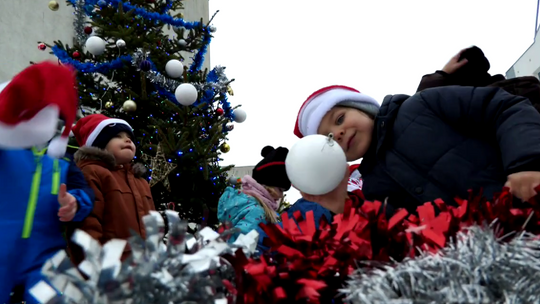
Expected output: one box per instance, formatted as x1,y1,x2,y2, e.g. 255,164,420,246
174,83,198,106
85,36,106,55
233,108,247,123
165,59,184,78
286,134,347,195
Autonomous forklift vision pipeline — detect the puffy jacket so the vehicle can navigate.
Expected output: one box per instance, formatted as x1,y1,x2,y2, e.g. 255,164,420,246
0,148,94,303
360,86,540,212
217,187,278,244
68,146,155,264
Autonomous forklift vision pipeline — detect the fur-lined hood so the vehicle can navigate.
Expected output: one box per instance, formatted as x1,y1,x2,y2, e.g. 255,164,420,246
74,146,147,178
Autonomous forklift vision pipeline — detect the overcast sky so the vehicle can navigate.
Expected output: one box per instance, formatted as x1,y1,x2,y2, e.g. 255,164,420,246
209,0,538,203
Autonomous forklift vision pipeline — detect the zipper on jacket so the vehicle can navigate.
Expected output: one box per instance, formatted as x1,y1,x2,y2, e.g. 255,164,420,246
51,159,60,195
22,148,45,239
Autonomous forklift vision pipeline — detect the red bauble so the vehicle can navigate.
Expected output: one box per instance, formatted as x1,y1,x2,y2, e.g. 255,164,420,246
72,51,81,58
38,43,46,51
84,26,93,34
216,108,224,116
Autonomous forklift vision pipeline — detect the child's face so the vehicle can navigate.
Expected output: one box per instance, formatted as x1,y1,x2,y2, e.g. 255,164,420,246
105,131,136,165
318,107,374,161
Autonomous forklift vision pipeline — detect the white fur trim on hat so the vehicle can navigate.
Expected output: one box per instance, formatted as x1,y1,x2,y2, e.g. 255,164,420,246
85,118,132,147
0,105,59,149
47,135,69,158
298,88,379,136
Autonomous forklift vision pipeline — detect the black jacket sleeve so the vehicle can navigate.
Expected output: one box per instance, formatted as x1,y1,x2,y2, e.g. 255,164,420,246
417,86,540,174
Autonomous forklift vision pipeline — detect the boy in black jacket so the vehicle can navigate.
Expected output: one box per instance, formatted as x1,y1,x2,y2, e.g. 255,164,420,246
294,85,540,212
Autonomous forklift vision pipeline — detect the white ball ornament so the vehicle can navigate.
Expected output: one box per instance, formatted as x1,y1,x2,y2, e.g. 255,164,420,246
285,134,347,195
232,108,247,123
165,59,184,78
85,36,106,55
116,39,126,48
174,83,198,106
177,39,187,47
122,99,137,112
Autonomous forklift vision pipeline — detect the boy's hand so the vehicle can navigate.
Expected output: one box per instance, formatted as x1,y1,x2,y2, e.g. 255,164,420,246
58,184,77,222
442,49,468,74
505,171,540,202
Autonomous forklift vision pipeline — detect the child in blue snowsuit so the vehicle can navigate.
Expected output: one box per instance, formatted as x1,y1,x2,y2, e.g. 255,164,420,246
218,146,291,247
0,62,94,304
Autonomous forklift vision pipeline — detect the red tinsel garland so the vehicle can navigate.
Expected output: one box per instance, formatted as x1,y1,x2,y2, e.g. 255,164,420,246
227,187,540,304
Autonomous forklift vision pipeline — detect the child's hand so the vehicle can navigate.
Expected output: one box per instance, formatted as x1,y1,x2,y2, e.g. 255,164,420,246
442,49,468,74
505,171,540,201
58,184,77,222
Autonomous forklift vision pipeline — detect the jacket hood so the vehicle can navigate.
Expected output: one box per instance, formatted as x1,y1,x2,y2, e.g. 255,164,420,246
74,146,147,178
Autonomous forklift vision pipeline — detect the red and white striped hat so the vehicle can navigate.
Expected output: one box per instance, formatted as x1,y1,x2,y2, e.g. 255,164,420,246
0,61,78,158
294,85,379,138
72,114,132,148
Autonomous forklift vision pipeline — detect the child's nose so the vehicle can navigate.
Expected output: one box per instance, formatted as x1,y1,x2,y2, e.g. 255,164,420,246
335,130,345,142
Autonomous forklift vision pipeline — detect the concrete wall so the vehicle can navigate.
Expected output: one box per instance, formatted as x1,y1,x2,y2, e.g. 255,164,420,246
506,30,540,79
0,0,210,82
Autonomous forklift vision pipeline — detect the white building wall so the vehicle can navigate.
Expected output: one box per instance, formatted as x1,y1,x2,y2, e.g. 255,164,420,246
0,0,210,82
506,29,540,79
227,166,254,179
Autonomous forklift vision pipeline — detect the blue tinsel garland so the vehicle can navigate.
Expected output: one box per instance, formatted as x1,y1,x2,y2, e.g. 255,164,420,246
68,0,204,30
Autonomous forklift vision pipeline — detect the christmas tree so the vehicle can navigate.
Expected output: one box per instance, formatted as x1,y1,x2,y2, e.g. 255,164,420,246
38,0,246,228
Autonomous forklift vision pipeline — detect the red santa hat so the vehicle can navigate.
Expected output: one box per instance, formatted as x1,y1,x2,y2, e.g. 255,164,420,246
294,85,380,138
0,61,78,158
72,114,133,148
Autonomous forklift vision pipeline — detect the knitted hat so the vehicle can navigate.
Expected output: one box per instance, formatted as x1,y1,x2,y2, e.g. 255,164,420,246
454,46,497,86
72,114,133,148
0,61,78,158
294,85,380,138
252,146,291,191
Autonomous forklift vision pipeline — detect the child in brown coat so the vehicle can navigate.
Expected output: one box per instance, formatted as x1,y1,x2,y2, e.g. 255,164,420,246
69,114,155,263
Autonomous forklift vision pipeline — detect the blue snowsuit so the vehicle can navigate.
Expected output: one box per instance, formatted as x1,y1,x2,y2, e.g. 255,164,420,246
0,148,94,304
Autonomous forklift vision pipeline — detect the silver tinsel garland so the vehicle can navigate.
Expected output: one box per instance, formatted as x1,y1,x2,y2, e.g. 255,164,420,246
131,49,230,95
73,0,87,46
343,225,540,304
29,210,258,304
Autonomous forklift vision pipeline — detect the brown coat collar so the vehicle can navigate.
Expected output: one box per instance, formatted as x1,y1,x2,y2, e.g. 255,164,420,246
74,146,147,178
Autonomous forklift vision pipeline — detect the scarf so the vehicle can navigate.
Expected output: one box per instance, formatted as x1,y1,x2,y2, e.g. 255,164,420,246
241,175,278,211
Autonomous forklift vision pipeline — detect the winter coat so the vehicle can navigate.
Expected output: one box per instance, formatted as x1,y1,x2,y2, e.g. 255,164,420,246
217,187,278,244
416,70,540,109
68,147,155,264
416,70,506,92
359,86,540,213
0,148,94,303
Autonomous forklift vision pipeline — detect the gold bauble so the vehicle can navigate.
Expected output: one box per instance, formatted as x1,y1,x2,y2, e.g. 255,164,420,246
48,0,59,11
227,85,234,96
105,101,113,108
220,143,230,153
123,99,137,112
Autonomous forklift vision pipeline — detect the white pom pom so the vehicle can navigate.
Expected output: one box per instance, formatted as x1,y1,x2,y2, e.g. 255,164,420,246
165,59,184,78
47,136,69,158
233,108,247,123
285,134,347,195
174,83,198,106
85,36,106,56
